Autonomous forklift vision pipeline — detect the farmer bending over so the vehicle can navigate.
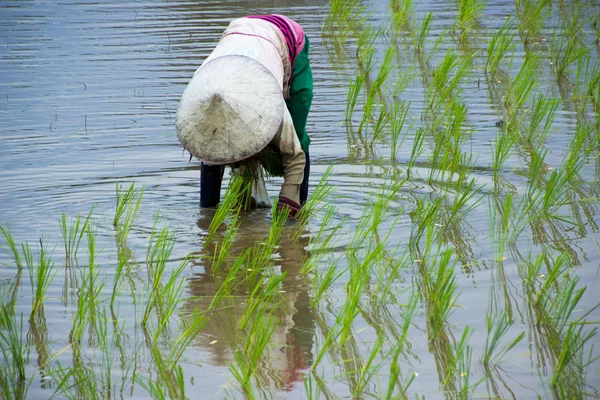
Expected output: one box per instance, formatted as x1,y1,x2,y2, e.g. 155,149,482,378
176,15,313,218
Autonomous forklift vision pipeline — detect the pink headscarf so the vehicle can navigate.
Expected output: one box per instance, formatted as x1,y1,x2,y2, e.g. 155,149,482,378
246,15,305,89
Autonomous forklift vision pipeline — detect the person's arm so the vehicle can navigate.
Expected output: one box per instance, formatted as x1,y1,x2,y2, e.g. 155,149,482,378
272,107,305,216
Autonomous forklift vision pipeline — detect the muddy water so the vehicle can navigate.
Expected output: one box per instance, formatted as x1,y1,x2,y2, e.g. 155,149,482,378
1,0,600,398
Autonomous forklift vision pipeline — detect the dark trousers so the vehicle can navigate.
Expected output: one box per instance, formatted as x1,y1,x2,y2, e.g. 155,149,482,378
200,153,310,208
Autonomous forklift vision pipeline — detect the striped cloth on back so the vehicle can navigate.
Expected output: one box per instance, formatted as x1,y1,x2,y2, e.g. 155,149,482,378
246,14,305,89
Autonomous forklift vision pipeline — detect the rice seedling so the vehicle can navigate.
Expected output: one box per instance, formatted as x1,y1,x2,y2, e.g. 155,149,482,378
429,49,472,108
407,125,426,180
390,101,410,164
230,303,279,396
485,17,514,78
351,335,385,397
385,291,418,399
420,246,459,338
0,310,31,399
515,0,551,46
454,0,485,46
482,311,525,367
524,94,560,148
0,224,22,269
488,193,514,261
113,182,144,236
142,223,177,329
69,226,103,353
59,206,95,266
25,238,57,322
505,53,539,129
293,165,336,240
203,174,248,246
390,0,414,31
415,12,433,57
345,74,364,126
491,129,518,183
453,326,479,399
549,6,589,80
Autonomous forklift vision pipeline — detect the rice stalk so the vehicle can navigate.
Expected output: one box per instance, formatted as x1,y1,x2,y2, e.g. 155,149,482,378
485,17,514,78
0,311,31,399
482,311,525,367
27,238,57,322
113,182,144,236
59,206,95,266
0,224,22,269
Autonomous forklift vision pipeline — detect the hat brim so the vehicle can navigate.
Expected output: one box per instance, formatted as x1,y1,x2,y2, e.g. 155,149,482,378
176,55,284,165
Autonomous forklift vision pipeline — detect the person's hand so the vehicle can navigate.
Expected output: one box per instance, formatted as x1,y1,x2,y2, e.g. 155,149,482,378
277,196,301,219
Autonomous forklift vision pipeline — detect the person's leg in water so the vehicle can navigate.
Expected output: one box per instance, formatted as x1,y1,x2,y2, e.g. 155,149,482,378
300,152,310,204
200,163,224,207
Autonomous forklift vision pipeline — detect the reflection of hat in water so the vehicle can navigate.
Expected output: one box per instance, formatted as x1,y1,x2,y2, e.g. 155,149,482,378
176,55,284,165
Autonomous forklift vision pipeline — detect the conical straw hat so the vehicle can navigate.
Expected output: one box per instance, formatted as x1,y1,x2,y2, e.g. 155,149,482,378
176,55,284,165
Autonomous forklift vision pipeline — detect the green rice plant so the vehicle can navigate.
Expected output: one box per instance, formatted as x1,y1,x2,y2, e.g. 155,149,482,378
203,174,247,247
524,94,560,147
385,291,418,399
69,226,103,352
422,248,459,337
428,49,472,108
26,238,57,321
338,245,383,347
491,129,517,182
551,323,598,396
515,0,551,45
209,217,239,276
50,359,100,400
59,206,95,266
407,126,426,179
573,56,600,123
390,0,414,30
358,45,394,136
138,343,187,399
345,75,364,125
455,0,485,45
169,308,208,368
303,372,324,400
0,224,22,269
237,271,286,331
549,6,588,80
488,194,514,261
110,237,130,308
485,17,515,78
293,165,337,241
415,12,433,56
453,325,479,399
369,106,391,149
311,263,347,307
230,299,279,396
301,206,344,275
390,101,410,164
352,335,385,397
409,195,444,249
113,182,144,236
506,53,539,128
482,311,525,367
0,311,31,399
142,224,176,328
520,251,599,397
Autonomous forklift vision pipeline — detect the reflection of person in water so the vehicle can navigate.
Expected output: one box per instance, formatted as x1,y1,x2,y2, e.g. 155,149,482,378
186,212,315,390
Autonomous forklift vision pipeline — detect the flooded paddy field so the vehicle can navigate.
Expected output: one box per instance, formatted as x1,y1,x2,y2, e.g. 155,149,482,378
1,0,600,398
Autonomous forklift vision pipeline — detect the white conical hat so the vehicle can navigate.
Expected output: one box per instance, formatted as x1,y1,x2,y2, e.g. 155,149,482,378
176,55,284,164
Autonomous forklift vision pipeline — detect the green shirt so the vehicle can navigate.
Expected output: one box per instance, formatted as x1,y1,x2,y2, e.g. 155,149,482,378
285,35,313,154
